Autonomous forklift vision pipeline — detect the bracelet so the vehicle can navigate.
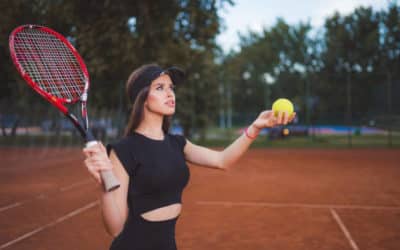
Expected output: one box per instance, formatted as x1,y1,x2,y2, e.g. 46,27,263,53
244,126,257,140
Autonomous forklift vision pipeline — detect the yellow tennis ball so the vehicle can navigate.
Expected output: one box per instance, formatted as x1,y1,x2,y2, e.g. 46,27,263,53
272,98,294,117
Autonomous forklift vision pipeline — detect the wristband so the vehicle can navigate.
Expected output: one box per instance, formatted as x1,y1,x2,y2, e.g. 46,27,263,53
244,126,257,139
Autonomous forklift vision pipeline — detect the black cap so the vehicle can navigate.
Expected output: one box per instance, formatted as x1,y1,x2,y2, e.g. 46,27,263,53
130,65,185,103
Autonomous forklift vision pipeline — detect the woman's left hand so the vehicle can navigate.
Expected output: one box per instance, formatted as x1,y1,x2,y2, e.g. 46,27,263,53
249,110,297,136
253,110,296,129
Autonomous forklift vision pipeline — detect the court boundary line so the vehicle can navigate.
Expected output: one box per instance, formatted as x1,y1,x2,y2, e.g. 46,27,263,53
0,201,99,249
0,202,22,213
330,208,360,250
0,178,93,213
195,200,400,210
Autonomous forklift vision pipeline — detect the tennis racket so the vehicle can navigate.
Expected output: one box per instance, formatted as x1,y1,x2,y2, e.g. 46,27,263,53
9,24,120,192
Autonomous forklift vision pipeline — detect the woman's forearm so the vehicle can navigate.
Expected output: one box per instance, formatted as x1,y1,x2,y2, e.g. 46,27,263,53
99,191,126,237
220,125,260,169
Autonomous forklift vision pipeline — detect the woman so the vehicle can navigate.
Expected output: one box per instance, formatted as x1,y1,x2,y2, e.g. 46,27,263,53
83,64,296,250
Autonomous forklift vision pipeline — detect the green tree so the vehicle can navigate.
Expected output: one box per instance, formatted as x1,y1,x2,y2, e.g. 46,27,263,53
221,19,315,126
320,7,380,123
1,0,233,138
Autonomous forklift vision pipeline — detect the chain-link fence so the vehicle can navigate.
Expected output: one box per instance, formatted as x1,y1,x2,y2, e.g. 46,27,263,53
1,78,400,148
211,72,400,147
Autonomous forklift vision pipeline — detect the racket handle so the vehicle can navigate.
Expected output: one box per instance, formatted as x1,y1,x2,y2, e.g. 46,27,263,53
86,140,121,192
100,169,121,192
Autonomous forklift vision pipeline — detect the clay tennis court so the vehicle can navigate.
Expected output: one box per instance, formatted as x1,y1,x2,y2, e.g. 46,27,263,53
1,147,399,250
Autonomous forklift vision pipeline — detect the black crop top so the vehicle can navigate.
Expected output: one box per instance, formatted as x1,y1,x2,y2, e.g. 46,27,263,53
106,132,190,215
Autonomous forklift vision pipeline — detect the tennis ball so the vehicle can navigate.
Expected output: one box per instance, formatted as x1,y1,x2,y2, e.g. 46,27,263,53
272,98,294,117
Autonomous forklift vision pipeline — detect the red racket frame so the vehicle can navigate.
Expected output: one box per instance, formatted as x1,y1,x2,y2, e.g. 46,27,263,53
9,24,120,192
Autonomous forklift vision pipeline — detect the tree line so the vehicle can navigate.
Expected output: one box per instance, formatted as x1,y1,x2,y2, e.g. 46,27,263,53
1,0,399,137
222,2,400,129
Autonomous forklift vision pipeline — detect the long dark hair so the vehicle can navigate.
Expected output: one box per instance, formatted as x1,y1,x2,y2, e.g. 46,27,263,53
124,64,171,136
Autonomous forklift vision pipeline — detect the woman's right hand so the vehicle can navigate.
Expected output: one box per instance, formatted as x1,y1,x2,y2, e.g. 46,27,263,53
82,142,114,188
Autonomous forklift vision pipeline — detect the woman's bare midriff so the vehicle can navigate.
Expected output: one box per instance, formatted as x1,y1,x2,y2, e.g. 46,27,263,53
140,203,181,222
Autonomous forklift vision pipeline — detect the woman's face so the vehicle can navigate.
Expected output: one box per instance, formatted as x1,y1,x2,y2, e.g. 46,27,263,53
145,74,176,116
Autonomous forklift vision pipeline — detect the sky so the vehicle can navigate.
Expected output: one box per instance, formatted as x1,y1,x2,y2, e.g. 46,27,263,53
217,0,391,52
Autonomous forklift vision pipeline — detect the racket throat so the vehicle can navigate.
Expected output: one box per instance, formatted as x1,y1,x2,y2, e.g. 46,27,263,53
84,129,96,143
64,113,92,142
80,100,89,131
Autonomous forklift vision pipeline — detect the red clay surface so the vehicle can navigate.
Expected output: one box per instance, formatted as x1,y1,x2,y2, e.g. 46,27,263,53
0,147,399,250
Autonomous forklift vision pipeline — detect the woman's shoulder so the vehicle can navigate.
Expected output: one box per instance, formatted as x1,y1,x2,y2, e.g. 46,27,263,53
106,135,138,175
167,133,187,149
106,135,136,155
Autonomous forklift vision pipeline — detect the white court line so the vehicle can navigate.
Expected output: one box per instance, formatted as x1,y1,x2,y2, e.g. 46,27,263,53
330,209,360,250
0,201,99,249
59,179,93,192
0,202,23,213
196,201,400,210
0,179,92,213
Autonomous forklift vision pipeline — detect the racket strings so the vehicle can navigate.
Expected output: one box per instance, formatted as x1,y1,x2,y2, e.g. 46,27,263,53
13,28,86,101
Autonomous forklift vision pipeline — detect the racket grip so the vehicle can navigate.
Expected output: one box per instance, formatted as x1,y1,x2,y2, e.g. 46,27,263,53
100,169,121,192
85,140,121,192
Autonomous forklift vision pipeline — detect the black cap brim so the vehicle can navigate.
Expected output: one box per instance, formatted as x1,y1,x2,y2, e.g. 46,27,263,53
163,67,185,85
